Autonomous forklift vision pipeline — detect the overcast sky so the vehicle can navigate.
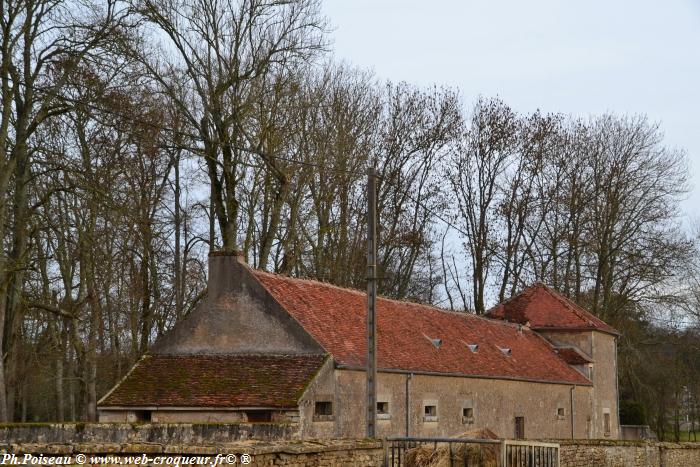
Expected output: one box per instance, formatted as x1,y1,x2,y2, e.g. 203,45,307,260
322,0,700,225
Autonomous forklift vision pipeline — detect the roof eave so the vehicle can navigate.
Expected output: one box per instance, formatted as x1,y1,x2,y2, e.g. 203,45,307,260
97,405,299,411
532,325,621,337
335,364,593,387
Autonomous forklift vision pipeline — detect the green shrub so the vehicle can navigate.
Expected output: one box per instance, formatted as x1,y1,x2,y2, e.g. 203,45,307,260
620,400,647,425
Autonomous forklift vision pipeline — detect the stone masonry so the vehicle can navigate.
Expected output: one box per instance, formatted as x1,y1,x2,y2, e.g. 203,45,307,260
2,424,700,467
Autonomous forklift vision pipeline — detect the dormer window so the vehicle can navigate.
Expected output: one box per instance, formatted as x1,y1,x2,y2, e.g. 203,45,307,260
425,335,442,349
499,347,512,356
467,344,479,353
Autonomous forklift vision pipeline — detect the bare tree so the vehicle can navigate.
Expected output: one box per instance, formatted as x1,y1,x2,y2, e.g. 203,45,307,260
447,97,518,314
129,0,327,252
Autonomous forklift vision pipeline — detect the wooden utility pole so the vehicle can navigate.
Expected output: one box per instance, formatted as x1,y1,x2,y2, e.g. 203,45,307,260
366,167,378,438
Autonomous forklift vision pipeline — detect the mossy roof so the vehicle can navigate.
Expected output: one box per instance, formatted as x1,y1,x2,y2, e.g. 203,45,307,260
99,354,325,408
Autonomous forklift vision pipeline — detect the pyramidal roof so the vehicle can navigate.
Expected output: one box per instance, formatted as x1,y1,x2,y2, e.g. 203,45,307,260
486,283,619,336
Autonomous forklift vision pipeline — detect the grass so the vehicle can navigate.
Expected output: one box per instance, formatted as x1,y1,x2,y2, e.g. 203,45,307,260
678,431,700,442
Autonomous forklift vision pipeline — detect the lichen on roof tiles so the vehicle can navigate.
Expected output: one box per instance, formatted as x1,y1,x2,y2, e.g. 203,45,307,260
99,354,326,408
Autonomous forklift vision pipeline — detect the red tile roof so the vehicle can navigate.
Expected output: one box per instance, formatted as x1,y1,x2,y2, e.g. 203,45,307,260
555,347,593,365
486,283,619,336
99,354,325,408
253,271,591,386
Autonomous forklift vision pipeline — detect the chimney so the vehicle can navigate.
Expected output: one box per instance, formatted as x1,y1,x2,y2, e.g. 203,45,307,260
207,250,246,301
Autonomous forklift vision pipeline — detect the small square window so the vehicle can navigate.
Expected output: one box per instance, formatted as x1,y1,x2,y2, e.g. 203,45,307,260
462,407,474,424
377,401,390,420
423,404,438,422
313,401,334,421
315,401,332,415
557,407,565,419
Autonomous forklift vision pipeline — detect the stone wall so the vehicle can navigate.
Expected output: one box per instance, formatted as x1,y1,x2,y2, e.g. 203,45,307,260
0,423,299,444
556,439,700,467
1,424,699,467
1,439,383,467
539,330,620,439
312,368,594,440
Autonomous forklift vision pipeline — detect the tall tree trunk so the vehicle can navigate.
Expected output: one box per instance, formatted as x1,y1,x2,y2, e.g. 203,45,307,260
173,155,183,317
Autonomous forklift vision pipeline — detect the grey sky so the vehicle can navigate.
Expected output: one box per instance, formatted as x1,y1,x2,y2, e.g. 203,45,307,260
323,0,700,223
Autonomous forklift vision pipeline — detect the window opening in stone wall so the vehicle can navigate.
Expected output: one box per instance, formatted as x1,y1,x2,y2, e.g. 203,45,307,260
515,416,525,439
423,404,438,422
245,410,272,423
315,401,332,416
462,407,474,424
313,401,334,421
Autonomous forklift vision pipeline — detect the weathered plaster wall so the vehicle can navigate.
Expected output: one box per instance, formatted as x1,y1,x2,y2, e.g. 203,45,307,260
590,331,620,440
297,357,337,439
541,331,593,357
148,412,246,423
539,330,620,440
100,409,299,424
150,254,322,356
302,369,594,440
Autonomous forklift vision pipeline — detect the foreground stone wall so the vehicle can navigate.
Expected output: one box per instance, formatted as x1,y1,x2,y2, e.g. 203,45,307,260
0,423,299,444
1,424,699,467
1,439,383,467
556,439,700,467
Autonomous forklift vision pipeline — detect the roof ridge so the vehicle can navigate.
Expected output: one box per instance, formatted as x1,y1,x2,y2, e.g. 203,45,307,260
538,284,594,325
484,285,535,315
252,269,367,297
538,283,609,328
149,352,326,358
253,268,536,332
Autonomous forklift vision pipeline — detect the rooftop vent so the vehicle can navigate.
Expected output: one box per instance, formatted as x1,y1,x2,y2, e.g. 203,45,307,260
425,335,442,349
467,344,479,353
499,347,512,357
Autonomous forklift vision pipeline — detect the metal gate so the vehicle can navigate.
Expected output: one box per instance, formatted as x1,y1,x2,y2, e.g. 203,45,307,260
385,437,559,467
501,440,559,467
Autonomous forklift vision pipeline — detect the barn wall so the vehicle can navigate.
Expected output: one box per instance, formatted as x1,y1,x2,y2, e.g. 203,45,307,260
150,253,323,356
539,330,620,440
300,369,595,439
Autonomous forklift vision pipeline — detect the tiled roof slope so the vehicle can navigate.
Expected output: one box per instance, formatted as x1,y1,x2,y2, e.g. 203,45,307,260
99,354,325,408
253,271,591,386
486,283,619,336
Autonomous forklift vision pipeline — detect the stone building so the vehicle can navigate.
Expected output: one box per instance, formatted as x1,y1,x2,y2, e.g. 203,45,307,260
98,251,620,440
